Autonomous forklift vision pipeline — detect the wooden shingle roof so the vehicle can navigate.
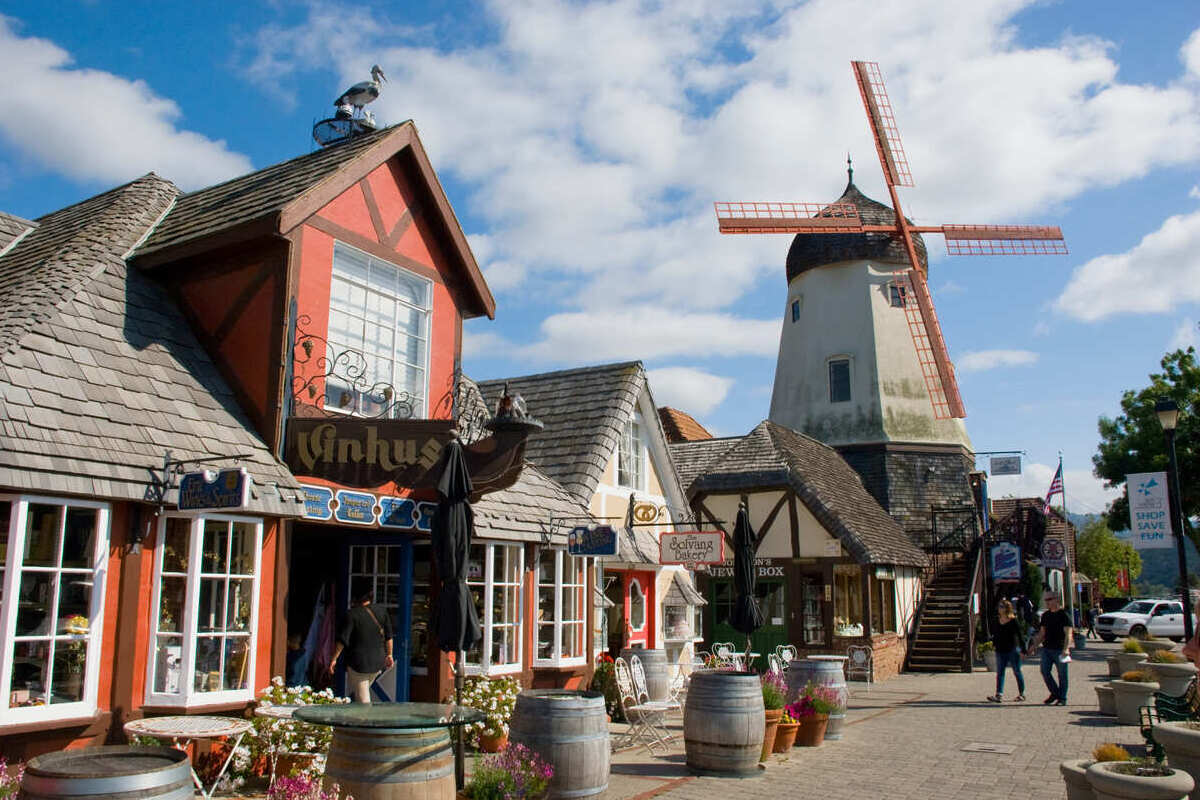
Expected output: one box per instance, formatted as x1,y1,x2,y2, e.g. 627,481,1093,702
684,420,927,566
473,462,594,544
0,175,304,515
658,406,713,443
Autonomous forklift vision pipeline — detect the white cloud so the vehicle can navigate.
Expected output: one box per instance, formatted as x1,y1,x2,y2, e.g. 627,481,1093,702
1190,185,1200,200
1170,318,1197,350
936,280,966,296
1032,320,1052,337
0,16,251,190
645,366,734,416
1055,209,1200,321
987,461,1120,516
956,349,1039,372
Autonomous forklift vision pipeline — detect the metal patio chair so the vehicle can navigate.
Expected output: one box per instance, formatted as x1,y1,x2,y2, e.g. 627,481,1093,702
631,654,681,717
613,657,671,753
846,644,873,694
777,644,798,665
713,642,744,670
767,652,784,677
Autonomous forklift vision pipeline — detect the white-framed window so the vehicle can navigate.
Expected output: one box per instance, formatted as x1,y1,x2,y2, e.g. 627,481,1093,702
629,578,646,632
326,241,432,418
465,542,523,674
535,549,586,666
146,514,262,707
0,496,109,725
828,357,852,403
617,414,645,490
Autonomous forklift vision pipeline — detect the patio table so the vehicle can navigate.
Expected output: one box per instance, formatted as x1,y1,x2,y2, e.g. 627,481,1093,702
123,715,252,800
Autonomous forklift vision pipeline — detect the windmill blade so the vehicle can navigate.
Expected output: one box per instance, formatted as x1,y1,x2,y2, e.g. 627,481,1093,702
715,202,864,234
938,224,1069,256
852,61,914,188
893,268,966,419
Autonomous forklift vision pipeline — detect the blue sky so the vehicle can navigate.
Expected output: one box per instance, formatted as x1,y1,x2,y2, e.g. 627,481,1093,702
2,1,1198,517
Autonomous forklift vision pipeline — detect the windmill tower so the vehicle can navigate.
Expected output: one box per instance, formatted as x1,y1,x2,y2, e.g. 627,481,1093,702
715,62,1067,534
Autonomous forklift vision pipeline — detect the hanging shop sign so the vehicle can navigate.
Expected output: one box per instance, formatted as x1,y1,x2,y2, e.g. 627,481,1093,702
989,542,1022,582
659,531,725,565
709,557,786,578
178,468,249,511
285,414,533,496
568,525,620,557
1126,471,1175,550
298,484,434,531
1040,538,1068,570
632,503,661,523
989,456,1021,476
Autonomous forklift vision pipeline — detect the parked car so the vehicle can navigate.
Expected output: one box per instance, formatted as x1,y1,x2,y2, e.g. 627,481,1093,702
1095,599,1196,642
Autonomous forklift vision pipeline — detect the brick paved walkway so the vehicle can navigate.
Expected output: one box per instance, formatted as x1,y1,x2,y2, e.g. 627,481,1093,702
603,639,1142,800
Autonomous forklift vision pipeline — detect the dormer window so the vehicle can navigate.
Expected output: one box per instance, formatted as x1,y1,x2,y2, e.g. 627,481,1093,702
326,242,431,417
617,413,645,490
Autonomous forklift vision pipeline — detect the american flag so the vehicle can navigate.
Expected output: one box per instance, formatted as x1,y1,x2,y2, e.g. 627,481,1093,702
1043,463,1064,513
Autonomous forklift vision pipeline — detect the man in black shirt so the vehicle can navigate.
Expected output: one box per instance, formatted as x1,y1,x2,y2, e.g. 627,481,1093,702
1027,590,1072,705
328,585,394,703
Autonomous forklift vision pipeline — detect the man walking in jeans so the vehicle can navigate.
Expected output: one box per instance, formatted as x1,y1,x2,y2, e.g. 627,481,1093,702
1027,590,1072,705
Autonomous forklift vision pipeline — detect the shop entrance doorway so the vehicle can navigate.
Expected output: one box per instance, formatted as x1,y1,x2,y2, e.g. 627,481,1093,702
341,537,416,701
709,577,788,659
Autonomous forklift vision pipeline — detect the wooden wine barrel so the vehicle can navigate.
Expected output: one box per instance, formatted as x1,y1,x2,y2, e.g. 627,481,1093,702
621,648,670,701
323,726,454,800
509,689,610,799
20,746,193,800
788,656,848,740
683,670,764,776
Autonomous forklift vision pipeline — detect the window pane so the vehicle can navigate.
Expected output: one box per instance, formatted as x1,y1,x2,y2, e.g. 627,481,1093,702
334,245,371,285
16,571,53,636
162,518,190,573
201,521,229,573
365,289,396,329
411,543,430,671
229,523,255,575
10,640,50,707
829,360,851,403
55,572,92,633
61,508,96,569
226,579,254,632
194,637,222,692
224,638,251,691
538,550,555,584
153,635,184,694
197,578,227,632
159,576,186,633
52,641,87,703
23,504,60,567
396,271,428,308
629,581,645,631
0,500,9,605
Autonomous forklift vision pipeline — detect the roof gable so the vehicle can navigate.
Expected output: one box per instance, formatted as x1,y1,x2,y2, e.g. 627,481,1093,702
658,406,713,443
131,123,494,319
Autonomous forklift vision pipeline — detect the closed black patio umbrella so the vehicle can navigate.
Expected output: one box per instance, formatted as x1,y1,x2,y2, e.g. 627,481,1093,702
729,502,763,662
431,437,481,788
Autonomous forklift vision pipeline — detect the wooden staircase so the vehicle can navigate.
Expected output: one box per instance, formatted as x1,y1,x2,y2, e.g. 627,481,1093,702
907,556,972,673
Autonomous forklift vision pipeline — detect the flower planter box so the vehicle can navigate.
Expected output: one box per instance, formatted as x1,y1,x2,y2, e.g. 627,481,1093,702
1149,662,1199,698
1096,685,1116,716
1060,758,1096,800
1116,652,1150,674
1153,721,1200,799
1107,656,1123,678
1086,760,1193,800
1111,679,1160,726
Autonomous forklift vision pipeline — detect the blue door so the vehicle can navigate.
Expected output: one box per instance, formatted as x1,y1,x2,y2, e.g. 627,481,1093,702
341,537,414,701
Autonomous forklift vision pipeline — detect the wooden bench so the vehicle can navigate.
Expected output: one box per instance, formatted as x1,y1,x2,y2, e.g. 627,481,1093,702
1140,677,1200,761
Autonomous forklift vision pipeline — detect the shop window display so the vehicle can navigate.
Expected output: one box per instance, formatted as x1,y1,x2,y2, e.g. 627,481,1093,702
833,564,864,637
465,543,523,674
536,549,586,665
870,573,897,634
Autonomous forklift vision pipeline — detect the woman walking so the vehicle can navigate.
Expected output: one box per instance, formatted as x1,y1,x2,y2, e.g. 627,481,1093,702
988,599,1025,703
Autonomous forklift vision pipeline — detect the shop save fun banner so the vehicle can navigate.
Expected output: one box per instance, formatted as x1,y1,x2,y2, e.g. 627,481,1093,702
1126,471,1175,550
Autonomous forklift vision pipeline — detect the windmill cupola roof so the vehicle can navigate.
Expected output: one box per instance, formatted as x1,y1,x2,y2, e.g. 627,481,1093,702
785,173,928,283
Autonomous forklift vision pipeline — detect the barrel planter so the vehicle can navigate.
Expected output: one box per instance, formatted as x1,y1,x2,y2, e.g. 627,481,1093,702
788,656,848,740
1106,656,1122,678
509,689,610,799
1110,679,1160,726
621,648,670,702
1149,662,1199,697
1060,758,1095,800
324,726,455,800
21,746,193,800
1095,684,1116,716
683,670,764,776
1086,761,1193,800
1153,721,1200,800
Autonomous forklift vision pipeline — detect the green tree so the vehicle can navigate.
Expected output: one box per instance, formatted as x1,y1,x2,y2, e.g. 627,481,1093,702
1075,519,1141,596
1094,348,1200,550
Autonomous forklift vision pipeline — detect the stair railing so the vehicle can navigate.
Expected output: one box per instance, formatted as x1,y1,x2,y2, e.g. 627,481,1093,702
961,536,986,672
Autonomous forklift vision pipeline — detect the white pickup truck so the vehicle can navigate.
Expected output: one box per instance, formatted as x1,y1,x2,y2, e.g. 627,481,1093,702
1096,599,1196,642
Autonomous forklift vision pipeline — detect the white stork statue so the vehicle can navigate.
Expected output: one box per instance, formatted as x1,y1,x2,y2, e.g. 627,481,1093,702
334,65,387,116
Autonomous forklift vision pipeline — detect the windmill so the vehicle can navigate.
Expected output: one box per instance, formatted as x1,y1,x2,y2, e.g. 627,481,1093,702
715,61,1067,420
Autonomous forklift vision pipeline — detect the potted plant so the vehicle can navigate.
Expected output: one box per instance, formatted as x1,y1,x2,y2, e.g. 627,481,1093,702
461,744,553,800
1156,720,1200,793
773,708,800,753
0,757,24,800
458,676,522,752
252,677,349,781
1061,742,1123,800
760,671,786,761
1140,635,1176,657
976,640,997,672
1087,753,1194,800
267,775,351,800
787,681,839,747
1094,684,1116,716
1147,650,1198,696
1110,670,1160,726
589,654,622,722
1116,639,1149,674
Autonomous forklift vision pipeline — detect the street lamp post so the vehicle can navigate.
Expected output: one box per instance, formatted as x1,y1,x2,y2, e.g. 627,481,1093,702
1156,397,1193,640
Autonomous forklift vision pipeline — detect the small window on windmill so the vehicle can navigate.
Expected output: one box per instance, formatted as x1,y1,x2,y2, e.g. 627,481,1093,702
829,359,851,403
889,283,907,308
790,297,801,322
